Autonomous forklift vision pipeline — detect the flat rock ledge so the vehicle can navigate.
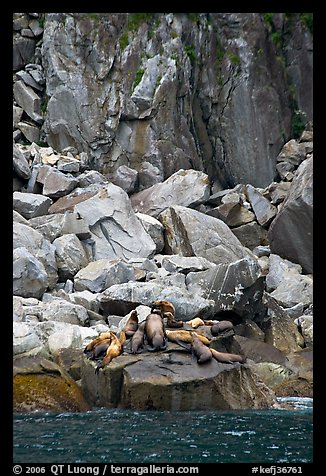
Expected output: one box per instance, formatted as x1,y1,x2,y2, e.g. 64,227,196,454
81,345,275,411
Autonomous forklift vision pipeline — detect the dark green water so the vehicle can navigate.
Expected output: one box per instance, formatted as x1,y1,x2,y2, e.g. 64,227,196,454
13,397,312,464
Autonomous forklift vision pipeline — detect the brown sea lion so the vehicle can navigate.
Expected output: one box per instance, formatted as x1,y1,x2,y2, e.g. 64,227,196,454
145,309,167,351
123,310,139,338
211,320,234,336
84,331,114,355
166,329,211,346
191,333,213,364
131,321,146,354
210,347,245,364
96,330,126,372
152,299,176,316
164,311,183,328
186,317,205,328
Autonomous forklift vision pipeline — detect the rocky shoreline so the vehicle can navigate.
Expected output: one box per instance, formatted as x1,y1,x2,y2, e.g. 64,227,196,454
13,130,313,412
13,13,313,412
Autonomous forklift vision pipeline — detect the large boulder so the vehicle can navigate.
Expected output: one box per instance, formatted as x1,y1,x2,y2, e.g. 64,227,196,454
13,222,58,290
13,247,49,299
13,191,52,219
160,205,258,264
74,183,156,261
53,233,89,280
130,169,210,218
98,281,214,320
13,356,90,412
81,350,275,410
74,259,136,293
268,157,313,273
159,205,263,317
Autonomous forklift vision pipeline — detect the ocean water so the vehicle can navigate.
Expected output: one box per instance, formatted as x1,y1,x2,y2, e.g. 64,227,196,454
13,397,313,464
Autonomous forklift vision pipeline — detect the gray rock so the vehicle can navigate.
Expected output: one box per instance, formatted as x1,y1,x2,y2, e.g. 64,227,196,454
98,281,214,320
28,213,65,242
161,255,215,274
53,234,89,280
41,299,89,326
13,321,44,357
81,352,275,410
13,210,30,226
131,169,210,218
66,290,101,313
246,184,277,227
15,70,43,91
13,143,31,179
13,36,36,71
28,18,44,37
17,121,40,143
231,221,269,250
77,170,108,188
57,156,80,173
264,181,291,205
74,259,136,293
263,292,305,354
13,222,58,289
47,185,104,214
299,130,313,142
110,165,138,194
13,191,52,219
138,161,163,191
206,202,255,227
13,106,24,128
270,275,313,309
13,247,49,299
13,80,42,123
277,139,306,167
295,315,313,348
61,212,91,240
160,205,257,266
74,184,156,261
41,167,79,198
266,254,302,292
135,212,164,253
186,257,262,315
268,157,313,273
13,296,25,321
276,161,295,181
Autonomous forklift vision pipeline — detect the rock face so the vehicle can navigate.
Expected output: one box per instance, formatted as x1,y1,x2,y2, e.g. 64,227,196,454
268,157,313,273
15,13,311,189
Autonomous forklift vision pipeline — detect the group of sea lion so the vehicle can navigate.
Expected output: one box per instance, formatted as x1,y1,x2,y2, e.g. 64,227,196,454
84,300,245,372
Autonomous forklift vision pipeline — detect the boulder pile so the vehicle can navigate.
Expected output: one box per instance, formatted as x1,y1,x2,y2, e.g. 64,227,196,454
13,128,313,411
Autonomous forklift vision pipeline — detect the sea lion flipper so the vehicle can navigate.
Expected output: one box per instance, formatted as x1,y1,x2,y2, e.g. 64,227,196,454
174,339,192,351
95,364,102,375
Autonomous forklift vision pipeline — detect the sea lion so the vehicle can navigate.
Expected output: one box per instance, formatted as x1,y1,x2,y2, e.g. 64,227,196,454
191,333,213,364
186,317,205,328
211,320,234,336
96,330,126,372
131,321,146,354
164,311,183,328
84,331,114,355
144,309,167,351
152,299,176,316
123,310,139,338
166,329,211,346
210,347,245,364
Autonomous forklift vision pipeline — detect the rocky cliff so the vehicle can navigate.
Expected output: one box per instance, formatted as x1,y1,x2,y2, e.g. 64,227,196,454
13,12,313,412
